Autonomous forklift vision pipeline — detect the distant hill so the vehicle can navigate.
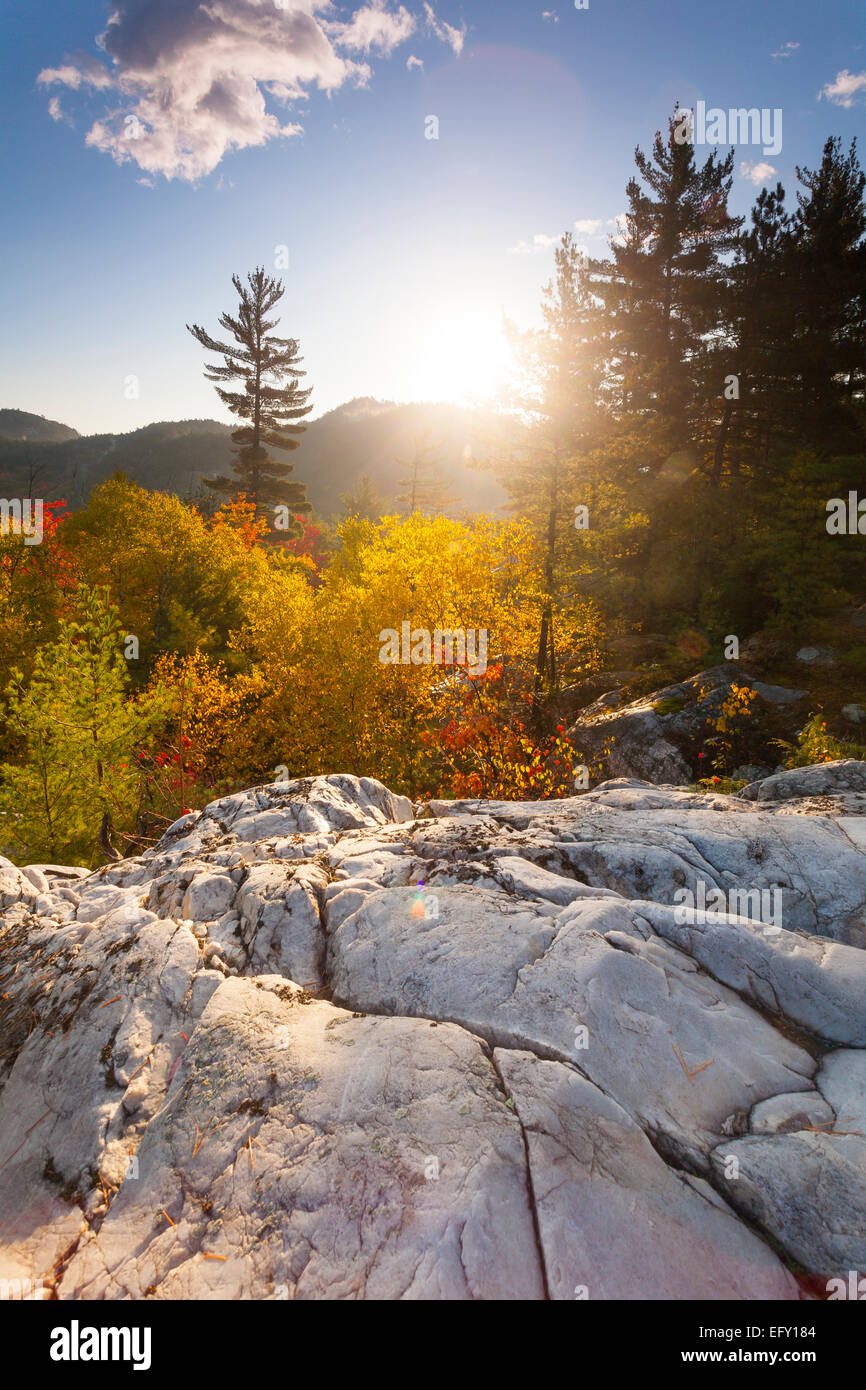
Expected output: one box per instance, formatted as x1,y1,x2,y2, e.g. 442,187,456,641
0,401,513,517
0,419,232,508
296,399,511,517
0,409,79,443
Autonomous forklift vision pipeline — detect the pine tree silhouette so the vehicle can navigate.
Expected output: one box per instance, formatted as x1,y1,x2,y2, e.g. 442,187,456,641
187,267,313,530
396,434,459,514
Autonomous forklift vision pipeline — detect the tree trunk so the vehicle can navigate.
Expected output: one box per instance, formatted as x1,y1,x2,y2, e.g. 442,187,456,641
710,396,734,485
533,459,559,692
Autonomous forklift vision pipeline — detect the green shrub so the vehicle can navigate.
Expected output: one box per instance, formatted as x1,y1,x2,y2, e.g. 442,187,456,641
651,697,686,716
775,712,866,769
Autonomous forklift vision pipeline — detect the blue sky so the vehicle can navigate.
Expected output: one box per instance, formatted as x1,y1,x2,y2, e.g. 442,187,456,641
1,0,864,434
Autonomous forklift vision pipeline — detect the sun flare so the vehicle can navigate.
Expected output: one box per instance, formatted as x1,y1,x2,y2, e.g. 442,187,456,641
397,307,512,406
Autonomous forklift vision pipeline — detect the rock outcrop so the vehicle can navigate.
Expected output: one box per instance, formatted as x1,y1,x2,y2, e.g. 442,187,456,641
2,765,866,1299
567,663,806,785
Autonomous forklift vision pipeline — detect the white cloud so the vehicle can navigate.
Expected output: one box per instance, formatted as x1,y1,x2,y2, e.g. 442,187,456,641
606,212,629,246
511,218,627,253
329,0,415,55
36,0,420,182
38,53,112,91
607,212,628,241
541,10,559,21
771,40,799,59
406,54,424,70
509,232,559,254
820,68,866,107
511,221,622,254
740,159,776,185
47,96,66,122
423,2,467,56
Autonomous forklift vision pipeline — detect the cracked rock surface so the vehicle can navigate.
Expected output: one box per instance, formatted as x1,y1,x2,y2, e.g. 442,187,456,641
2,767,866,1299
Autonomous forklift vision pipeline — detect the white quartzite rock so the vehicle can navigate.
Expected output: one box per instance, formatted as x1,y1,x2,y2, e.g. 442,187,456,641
496,1050,799,1300
3,768,866,1299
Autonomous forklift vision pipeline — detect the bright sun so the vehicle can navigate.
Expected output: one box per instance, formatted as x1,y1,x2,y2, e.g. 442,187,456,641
397,308,513,406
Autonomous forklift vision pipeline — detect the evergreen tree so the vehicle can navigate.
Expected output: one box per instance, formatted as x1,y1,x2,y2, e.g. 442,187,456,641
187,267,313,530
789,137,866,449
396,435,458,514
589,111,742,468
715,140,865,480
499,234,605,692
718,182,797,482
339,473,385,521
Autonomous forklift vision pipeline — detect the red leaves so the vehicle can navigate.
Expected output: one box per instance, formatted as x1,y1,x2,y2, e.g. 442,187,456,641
281,516,329,570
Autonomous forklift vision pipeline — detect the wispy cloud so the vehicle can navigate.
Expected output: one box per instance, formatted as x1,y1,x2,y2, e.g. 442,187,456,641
38,53,113,91
541,10,559,22
406,53,424,70
511,216,626,254
607,212,629,245
820,68,866,107
46,95,69,124
771,40,799,60
740,160,776,186
509,232,560,254
36,0,424,182
423,1,467,55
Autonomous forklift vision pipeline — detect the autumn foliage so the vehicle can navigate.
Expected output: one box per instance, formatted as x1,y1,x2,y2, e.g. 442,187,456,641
0,482,600,864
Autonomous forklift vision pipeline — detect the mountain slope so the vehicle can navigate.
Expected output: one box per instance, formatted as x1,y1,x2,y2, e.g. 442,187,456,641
0,402,512,516
0,409,79,443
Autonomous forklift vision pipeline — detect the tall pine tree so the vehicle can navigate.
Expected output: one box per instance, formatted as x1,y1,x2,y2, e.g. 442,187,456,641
589,110,742,470
340,473,385,521
789,137,866,450
188,268,313,529
718,182,797,482
499,234,605,692
396,435,458,514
